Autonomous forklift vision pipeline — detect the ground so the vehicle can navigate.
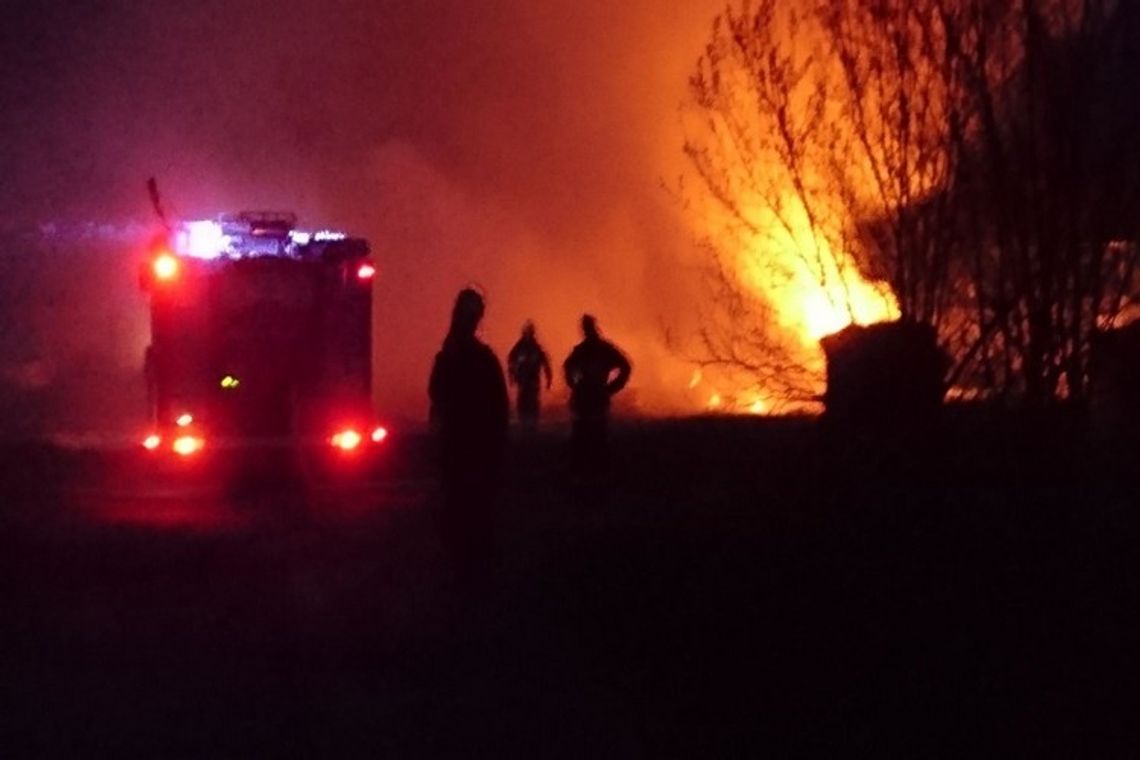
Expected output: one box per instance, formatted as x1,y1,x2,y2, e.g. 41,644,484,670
0,413,1135,757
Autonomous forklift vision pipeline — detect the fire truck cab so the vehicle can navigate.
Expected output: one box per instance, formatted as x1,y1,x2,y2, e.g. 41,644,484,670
139,212,386,460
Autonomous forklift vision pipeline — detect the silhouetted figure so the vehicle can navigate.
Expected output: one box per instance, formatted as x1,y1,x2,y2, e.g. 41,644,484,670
507,320,553,431
428,289,509,585
563,314,631,474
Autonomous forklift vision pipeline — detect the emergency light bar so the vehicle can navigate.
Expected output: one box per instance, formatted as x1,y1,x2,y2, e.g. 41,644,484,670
165,213,365,262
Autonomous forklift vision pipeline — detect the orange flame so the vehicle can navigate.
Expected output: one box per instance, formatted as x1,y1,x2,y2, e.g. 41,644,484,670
694,193,899,414
739,194,898,347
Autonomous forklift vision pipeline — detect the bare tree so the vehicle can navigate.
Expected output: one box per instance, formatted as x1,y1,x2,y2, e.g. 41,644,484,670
685,241,826,405
946,0,1140,402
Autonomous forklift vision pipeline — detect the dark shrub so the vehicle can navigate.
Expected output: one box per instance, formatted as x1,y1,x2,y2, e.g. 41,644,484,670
1090,320,1140,437
820,320,947,426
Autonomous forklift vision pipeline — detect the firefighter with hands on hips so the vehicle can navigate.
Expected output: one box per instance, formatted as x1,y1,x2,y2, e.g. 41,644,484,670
563,314,631,474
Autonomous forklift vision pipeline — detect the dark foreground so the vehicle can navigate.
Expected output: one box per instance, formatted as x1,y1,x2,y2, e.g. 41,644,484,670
0,413,1136,757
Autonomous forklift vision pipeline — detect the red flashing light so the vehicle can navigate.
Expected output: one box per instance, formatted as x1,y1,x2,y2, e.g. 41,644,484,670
370,426,388,443
331,429,363,451
142,434,161,451
172,435,204,456
153,253,180,281
356,262,376,281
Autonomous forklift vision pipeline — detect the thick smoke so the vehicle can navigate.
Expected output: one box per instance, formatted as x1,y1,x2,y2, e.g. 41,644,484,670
0,0,723,434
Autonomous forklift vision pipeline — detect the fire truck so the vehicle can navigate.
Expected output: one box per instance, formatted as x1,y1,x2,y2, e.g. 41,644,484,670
138,211,387,463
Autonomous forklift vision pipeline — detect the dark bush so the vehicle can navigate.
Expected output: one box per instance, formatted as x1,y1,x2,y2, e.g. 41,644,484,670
1090,320,1140,437
821,320,947,426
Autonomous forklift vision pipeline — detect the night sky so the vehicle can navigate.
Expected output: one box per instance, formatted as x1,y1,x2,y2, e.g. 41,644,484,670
0,0,722,425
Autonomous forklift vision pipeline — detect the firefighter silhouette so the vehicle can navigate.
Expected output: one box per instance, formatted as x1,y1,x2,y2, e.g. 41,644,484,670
428,288,509,583
507,320,553,431
563,314,631,473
